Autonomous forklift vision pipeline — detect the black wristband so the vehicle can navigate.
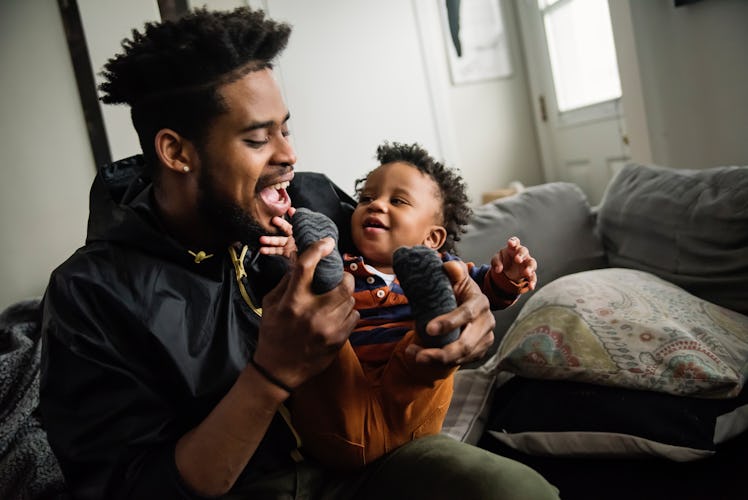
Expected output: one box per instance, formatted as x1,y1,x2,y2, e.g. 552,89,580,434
249,357,293,394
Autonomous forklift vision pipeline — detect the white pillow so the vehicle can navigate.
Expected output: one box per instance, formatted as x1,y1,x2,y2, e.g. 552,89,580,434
495,268,748,398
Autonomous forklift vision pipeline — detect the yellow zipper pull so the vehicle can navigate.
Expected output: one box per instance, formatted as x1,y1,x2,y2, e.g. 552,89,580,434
229,245,262,316
229,245,248,279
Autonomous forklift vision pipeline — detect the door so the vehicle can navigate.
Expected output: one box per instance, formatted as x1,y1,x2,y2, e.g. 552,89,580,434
517,0,629,205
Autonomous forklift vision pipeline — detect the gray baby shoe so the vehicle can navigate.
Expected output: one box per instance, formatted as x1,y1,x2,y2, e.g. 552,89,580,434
393,245,459,347
291,207,344,294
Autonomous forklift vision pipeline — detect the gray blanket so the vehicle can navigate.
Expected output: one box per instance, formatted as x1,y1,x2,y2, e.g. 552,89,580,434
0,298,68,500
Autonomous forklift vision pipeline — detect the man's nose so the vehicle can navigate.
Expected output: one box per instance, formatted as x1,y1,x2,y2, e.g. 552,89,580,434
271,133,297,167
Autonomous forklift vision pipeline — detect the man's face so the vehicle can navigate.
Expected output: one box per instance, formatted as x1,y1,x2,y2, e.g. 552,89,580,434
195,68,296,246
351,162,445,273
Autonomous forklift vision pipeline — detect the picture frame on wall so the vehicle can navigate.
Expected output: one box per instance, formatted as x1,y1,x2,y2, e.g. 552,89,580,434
441,0,513,85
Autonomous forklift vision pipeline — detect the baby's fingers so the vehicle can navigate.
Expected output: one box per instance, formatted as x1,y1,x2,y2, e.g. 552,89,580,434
271,215,294,236
259,235,290,248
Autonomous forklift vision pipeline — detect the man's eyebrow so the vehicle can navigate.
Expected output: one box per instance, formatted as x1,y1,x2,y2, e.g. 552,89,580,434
241,112,291,132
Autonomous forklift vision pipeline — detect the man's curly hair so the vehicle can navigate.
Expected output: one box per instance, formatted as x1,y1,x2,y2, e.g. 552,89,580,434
355,142,472,254
98,7,291,177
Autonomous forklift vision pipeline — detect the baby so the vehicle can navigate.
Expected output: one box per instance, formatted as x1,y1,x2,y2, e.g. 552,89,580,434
262,141,536,469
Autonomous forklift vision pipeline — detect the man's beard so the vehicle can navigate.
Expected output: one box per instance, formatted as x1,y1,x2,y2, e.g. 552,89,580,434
196,163,274,248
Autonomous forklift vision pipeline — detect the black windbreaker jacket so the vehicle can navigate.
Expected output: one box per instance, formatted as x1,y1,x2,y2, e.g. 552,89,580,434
39,156,355,499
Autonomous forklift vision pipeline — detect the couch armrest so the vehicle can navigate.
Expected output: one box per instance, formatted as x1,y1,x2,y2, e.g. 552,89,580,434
457,182,606,363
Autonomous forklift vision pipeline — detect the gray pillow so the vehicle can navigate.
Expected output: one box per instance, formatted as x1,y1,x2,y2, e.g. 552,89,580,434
457,182,606,364
598,163,748,315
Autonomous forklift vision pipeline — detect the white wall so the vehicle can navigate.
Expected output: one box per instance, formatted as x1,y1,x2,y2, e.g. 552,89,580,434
0,1,94,310
254,0,543,205
443,0,544,199
266,0,445,196
111,0,542,204
613,0,748,168
77,0,161,161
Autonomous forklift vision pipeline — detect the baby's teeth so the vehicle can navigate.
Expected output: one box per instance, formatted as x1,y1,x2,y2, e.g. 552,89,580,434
270,181,290,190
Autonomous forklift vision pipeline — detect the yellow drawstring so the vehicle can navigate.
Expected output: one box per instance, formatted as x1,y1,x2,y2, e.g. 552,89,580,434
228,245,304,460
229,245,262,316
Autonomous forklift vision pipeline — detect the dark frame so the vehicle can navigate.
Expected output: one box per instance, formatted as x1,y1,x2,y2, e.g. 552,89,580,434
57,0,189,170
57,0,111,169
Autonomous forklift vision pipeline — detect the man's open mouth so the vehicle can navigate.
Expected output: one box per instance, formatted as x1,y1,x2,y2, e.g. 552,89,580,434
259,180,289,202
258,174,294,217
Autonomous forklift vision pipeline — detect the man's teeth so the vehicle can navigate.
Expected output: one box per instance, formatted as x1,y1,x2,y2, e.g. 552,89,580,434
270,181,290,190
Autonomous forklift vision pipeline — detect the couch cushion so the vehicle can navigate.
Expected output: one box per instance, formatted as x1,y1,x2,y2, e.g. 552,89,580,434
457,182,606,362
441,365,501,444
598,163,748,315
486,375,748,461
484,267,748,461
494,268,748,398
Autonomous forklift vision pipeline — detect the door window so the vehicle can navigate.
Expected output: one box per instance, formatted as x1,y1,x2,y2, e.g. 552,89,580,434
539,0,621,113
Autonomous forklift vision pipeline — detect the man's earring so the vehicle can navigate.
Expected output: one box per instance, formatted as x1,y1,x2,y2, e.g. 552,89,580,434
182,165,190,173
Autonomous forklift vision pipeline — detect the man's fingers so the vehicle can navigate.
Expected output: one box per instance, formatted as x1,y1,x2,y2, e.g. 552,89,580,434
426,260,489,337
408,326,494,365
325,271,356,309
287,237,335,294
425,302,473,337
304,273,358,351
441,259,469,286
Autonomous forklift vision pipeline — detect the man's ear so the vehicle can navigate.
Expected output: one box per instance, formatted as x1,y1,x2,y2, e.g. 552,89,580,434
423,226,447,250
154,128,198,174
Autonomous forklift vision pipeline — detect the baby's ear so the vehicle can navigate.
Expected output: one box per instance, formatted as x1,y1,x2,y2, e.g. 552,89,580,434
423,226,447,250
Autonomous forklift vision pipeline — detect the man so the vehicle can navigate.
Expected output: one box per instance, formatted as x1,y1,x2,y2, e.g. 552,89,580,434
40,7,558,499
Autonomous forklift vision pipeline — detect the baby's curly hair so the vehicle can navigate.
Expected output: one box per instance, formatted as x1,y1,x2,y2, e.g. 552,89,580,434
99,7,291,176
355,142,472,254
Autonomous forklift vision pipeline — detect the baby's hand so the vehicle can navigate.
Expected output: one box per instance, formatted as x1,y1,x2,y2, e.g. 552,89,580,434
259,207,297,260
490,236,537,294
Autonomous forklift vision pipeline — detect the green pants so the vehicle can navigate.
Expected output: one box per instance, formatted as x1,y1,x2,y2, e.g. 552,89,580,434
236,434,559,500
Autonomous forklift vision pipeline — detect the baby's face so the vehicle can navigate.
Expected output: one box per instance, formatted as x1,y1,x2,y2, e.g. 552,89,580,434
351,162,445,273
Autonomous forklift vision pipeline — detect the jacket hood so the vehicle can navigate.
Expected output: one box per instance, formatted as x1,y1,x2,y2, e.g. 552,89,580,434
86,154,207,270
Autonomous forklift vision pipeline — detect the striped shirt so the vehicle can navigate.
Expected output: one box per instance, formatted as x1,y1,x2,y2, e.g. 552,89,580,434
344,252,518,366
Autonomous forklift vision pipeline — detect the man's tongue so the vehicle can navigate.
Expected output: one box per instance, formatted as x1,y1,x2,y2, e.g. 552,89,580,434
259,185,290,216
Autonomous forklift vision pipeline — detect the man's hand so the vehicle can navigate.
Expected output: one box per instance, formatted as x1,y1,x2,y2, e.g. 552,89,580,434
405,260,495,366
253,237,358,389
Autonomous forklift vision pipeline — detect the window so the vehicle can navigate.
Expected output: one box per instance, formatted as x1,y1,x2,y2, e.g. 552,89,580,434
539,0,621,113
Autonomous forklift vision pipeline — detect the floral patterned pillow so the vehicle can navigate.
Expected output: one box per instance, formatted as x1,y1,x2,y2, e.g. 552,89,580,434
496,268,748,398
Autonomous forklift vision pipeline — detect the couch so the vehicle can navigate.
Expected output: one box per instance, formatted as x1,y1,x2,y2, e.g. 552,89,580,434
2,162,746,499
443,162,748,500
